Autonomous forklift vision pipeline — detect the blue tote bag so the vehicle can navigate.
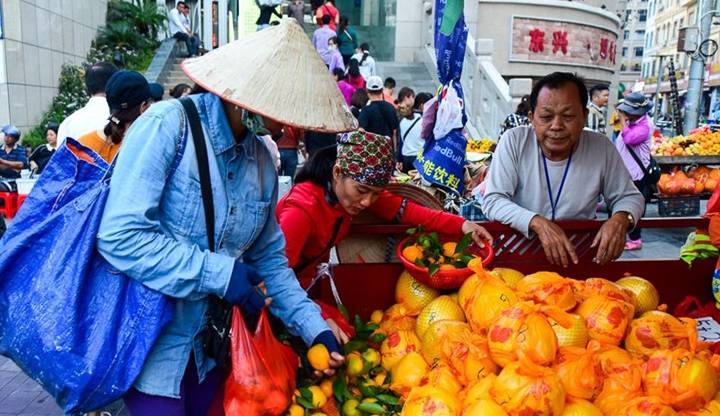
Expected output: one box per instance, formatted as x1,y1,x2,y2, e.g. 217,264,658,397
0,138,174,415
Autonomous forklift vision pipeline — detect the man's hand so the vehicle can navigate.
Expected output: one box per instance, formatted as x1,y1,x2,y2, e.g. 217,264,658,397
591,212,630,265
530,215,578,268
461,221,493,248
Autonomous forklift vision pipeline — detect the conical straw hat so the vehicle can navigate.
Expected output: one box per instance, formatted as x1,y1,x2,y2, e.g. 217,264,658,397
181,19,357,133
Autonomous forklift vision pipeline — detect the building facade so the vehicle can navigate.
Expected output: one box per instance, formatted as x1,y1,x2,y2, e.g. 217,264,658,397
0,0,108,132
618,0,648,92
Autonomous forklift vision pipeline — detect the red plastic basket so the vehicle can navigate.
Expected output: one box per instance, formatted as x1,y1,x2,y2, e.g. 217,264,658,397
396,236,494,290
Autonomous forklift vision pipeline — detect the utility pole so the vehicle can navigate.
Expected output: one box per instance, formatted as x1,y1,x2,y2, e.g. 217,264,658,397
684,0,716,133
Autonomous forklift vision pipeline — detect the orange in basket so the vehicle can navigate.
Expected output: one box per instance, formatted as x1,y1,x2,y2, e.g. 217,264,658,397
396,235,494,290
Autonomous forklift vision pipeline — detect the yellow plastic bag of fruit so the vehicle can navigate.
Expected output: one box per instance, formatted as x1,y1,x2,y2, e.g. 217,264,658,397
390,351,429,398
401,385,461,416
576,278,636,304
421,364,463,395
515,272,577,311
462,261,518,333
554,344,603,400
441,325,497,386
618,396,678,416
549,313,589,348
380,303,417,334
488,301,573,367
422,320,471,366
461,374,497,407
491,360,566,416
678,400,720,416
380,329,422,371
625,311,698,359
643,348,719,411
594,345,644,414
463,399,509,416
561,398,603,416
577,293,635,346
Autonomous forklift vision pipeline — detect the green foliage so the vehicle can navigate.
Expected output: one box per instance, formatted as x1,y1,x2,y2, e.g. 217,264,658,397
24,0,164,148
24,65,89,148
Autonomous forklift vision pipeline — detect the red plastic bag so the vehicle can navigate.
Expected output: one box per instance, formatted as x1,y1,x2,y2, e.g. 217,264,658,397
224,308,299,416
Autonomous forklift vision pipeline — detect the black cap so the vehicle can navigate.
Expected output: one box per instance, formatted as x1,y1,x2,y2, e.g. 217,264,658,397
105,70,152,113
148,83,164,102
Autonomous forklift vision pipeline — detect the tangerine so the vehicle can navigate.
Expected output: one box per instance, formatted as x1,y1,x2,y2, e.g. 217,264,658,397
307,344,330,371
402,245,424,263
442,242,458,257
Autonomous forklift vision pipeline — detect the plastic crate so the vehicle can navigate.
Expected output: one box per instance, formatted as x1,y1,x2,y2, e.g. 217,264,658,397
658,195,700,217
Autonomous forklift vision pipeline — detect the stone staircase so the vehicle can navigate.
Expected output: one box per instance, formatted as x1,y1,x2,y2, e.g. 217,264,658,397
375,61,438,95
162,58,194,93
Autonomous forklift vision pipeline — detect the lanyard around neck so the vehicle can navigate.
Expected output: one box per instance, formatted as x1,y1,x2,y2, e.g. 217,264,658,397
542,150,573,221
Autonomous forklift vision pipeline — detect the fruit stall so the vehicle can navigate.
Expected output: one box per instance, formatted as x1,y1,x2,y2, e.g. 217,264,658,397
653,126,720,165
285,218,720,416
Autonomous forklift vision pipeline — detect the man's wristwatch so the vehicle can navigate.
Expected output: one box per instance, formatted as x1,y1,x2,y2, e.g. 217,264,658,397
624,212,635,229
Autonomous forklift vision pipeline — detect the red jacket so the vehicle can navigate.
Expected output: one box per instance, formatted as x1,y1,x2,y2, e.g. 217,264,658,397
276,181,465,287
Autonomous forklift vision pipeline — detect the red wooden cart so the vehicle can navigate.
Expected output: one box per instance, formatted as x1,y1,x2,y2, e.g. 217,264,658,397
317,218,717,319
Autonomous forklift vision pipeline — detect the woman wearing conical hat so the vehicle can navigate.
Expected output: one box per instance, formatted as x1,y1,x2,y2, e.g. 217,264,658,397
95,20,352,414
276,131,493,340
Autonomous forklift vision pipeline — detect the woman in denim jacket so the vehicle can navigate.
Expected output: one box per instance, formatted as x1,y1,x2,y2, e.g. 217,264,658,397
96,21,357,415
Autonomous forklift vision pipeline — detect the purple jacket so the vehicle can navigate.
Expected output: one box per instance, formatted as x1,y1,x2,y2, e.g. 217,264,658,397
337,80,356,105
615,114,652,181
328,50,345,74
312,26,336,65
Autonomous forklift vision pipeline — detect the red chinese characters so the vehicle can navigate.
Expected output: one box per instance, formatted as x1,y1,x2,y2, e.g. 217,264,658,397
529,28,545,53
599,38,609,60
552,31,568,55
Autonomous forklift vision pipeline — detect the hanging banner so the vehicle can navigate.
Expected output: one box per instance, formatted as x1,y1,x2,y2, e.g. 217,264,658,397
414,0,468,195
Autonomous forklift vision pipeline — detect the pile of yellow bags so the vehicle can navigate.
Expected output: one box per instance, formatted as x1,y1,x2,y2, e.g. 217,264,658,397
372,265,720,416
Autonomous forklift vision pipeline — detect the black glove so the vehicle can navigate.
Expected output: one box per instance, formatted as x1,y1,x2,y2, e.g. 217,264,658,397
312,330,342,355
223,262,265,319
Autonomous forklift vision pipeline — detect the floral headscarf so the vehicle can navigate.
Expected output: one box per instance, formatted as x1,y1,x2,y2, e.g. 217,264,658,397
335,130,394,187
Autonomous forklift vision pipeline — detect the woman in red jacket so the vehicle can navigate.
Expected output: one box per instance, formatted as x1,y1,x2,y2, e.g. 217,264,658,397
276,131,492,340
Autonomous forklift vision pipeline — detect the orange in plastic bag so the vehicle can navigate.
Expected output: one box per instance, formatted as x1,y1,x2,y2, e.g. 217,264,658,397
488,301,573,367
618,396,678,416
380,303,417,334
576,278,636,304
224,308,298,416
554,344,603,400
491,360,566,416
438,325,497,386
515,272,577,311
594,344,644,414
678,400,720,416
643,349,719,411
577,293,635,346
561,398,603,416
625,311,698,359
381,329,422,371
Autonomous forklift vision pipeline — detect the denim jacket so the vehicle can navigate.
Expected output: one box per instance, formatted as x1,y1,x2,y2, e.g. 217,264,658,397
96,93,329,398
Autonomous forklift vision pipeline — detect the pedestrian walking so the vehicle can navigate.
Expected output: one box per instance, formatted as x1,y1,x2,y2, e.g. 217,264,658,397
287,0,305,27
399,92,432,172
395,86,415,118
327,36,345,73
312,15,336,66
337,16,358,65
358,76,398,151
278,126,304,179
256,0,282,30
346,59,366,90
351,43,377,80
28,122,59,174
383,77,397,107
315,0,339,30
349,88,368,119
170,83,192,99
333,68,357,105
168,2,200,57
498,95,531,138
587,84,609,135
614,92,655,251
77,70,153,163
57,62,118,145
